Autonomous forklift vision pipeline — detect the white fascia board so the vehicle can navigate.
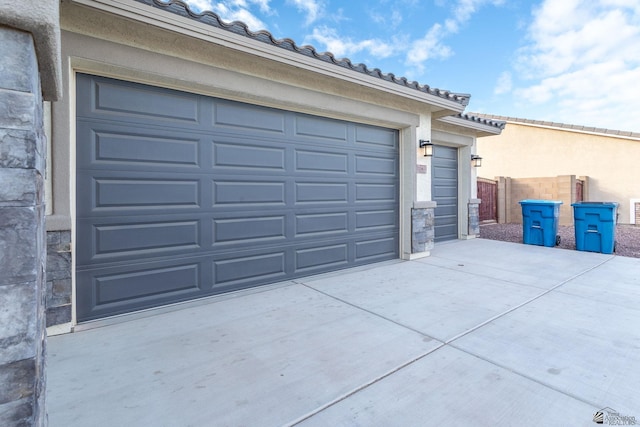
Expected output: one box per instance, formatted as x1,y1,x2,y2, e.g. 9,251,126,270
437,115,504,136
71,0,467,112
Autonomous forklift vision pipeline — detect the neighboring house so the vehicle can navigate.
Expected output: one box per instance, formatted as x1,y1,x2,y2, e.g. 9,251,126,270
39,0,504,331
474,114,640,225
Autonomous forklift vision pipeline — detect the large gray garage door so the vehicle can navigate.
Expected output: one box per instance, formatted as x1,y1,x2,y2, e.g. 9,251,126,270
432,145,458,242
76,74,399,321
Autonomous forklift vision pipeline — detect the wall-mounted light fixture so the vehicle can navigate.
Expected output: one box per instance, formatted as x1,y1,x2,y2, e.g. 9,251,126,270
419,140,433,157
471,154,482,167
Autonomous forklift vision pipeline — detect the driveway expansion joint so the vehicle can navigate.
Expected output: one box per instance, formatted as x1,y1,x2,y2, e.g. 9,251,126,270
297,281,441,342
284,343,447,426
291,256,615,423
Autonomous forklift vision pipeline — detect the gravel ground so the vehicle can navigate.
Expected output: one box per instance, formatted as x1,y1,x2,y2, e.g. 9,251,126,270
479,223,640,258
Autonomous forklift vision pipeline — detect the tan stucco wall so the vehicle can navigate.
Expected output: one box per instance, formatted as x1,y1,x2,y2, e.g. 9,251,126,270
478,122,640,224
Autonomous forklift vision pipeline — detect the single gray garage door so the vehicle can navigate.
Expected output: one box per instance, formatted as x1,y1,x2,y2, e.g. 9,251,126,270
432,145,458,242
76,74,399,321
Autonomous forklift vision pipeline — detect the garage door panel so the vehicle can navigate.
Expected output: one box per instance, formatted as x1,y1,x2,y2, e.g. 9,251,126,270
355,155,397,176
435,203,457,216
295,244,349,272
77,77,201,125
75,214,210,265
433,186,457,198
433,167,457,180
93,220,200,257
355,236,399,261
213,180,286,206
213,141,286,170
214,101,286,134
355,125,398,149
295,182,349,204
99,178,199,208
91,128,200,168
436,146,458,160
355,209,397,231
213,251,287,286
295,115,348,142
295,212,349,237
435,222,457,237
77,74,399,321
77,174,202,214
356,183,396,202
213,215,287,244
295,149,349,174
76,258,209,321
77,121,206,172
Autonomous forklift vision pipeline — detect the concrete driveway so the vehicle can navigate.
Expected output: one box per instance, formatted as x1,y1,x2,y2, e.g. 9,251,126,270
47,239,640,426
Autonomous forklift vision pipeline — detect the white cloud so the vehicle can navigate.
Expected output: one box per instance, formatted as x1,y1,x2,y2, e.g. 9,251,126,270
287,0,324,25
305,26,394,59
184,0,215,12
391,10,403,27
228,8,268,30
370,8,403,28
248,0,272,14
405,0,504,76
444,0,505,32
183,0,270,31
512,0,640,130
494,71,513,95
405,23,453,74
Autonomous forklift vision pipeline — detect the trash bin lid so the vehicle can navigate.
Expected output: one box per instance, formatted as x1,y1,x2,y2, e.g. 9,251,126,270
519,199,563,205
571,201,619,207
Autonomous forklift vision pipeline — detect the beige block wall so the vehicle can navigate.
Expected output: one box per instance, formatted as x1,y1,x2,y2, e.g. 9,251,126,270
495,175,581,225
511,177,558,222
478,122,640,224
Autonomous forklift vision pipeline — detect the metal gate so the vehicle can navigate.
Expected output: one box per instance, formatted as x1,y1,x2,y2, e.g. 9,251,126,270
478,178,497,222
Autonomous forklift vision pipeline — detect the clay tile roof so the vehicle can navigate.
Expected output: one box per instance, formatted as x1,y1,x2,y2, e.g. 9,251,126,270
457,113,506,130
135,0,470,106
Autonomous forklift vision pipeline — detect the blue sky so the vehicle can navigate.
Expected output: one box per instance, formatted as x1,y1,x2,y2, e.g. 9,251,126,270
183,0,640,132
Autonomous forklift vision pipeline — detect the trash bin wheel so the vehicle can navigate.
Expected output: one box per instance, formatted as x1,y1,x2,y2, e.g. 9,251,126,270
555,235,561,246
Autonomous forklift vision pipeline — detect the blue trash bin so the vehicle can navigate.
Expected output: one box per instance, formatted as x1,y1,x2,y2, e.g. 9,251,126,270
519,200,563,247
571,202,618,254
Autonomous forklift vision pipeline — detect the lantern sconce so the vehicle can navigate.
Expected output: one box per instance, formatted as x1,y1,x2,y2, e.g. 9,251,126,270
471,154,482,167
419,140,433,157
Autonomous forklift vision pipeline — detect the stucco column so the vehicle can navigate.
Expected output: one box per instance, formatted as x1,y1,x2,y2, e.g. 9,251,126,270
411,113,435,258
0,1,61,426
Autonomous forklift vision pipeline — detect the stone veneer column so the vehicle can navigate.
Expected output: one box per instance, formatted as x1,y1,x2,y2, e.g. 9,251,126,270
468,199,481,237
0,0,60,424
46,231,72,326
411,201,436,255
0,28,48,426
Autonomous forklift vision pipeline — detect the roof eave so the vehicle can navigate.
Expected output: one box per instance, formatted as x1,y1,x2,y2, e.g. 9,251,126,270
437,115,505,137
70,0,468,112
